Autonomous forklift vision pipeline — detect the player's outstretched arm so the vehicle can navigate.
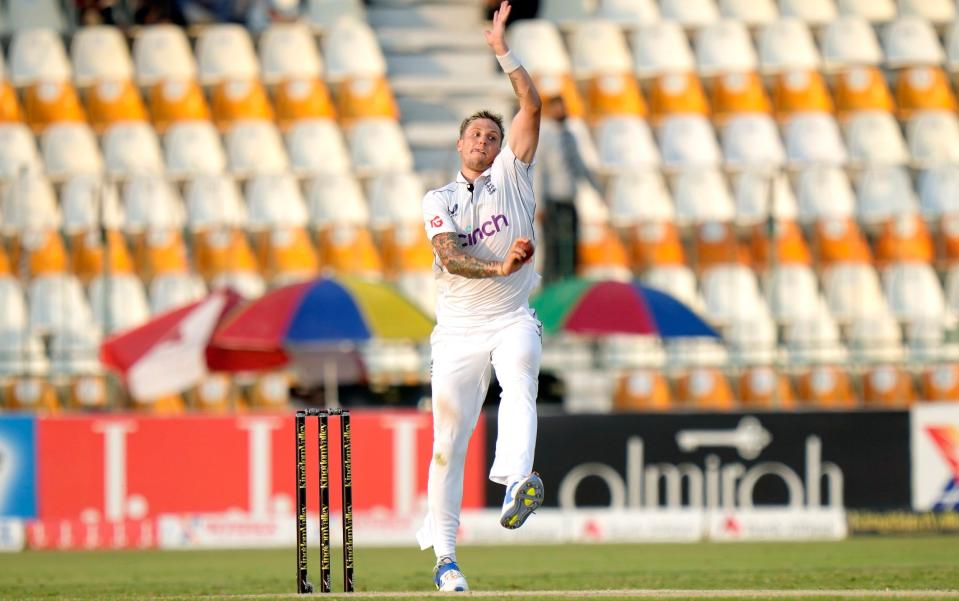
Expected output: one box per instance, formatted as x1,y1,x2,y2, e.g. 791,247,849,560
432,233,533,279
485,1,541,163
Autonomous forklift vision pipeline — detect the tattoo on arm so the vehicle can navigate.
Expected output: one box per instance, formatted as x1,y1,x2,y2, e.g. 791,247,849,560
432,233,501,279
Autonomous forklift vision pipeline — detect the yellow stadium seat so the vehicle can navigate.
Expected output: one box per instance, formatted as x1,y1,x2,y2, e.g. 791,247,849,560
0,245,12,275
194,228,259,282
249,371,291,408
85,79,148,133
896,66,958,121
833,66,894,118
23,81,86,133
317,224,384,278
253,226,319,283
772,69,833,122
613,369,673,411
874,214,934,268
795,365,857,408
583,73,648,123
379,223,433,277
749,220,813,268
194,373,241,412
648,72,710,122
148,79,211,133
273,77,336,129
131,228,191,282
69,229,135,284
710,71,771,124
739,366,796,409
813,217,873,266
211,78,275,131
131,393,185,414
675,367,735,410
4,377,59,412
920,364,959,401
333,75,399,126
0,82,24,122
535,73,586,119
577,223,631,279
861,365,916,408
11,230,69,277
693,221,750,272
630,221,686,272
67,374,108,410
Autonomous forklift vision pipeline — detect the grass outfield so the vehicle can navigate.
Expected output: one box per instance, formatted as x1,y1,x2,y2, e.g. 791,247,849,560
1,536,957,601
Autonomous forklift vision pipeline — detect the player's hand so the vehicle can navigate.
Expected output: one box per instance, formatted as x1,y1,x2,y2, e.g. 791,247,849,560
499,237,533,276
483,1,511,55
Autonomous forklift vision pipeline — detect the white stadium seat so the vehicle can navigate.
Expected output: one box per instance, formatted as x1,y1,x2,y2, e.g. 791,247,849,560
659,115,722,168
784,311,847,364
660,0,720,28
184,174,248,231
820,16,884,69
835,0,896,23
1,172,61,234
642,264,706,314
764,264,823,324
695,19,758,75
847,310,905,362
883,261,949,325
732,171,798,225
569,20,633,77
6,0,66,32
907,111,959,166
507,20,572,77
347,118,413,175
246,173,309,230
28,274,94,336
149,272,207,315
305,173,370,228
882,16,945,68
0,275,28,332
795,165,856,221
721,113,786,169
122,174,185,233
89,274,151,334
286,119,351,175
607,170,675,226
225,120,289,176
41,123,103,179
784,112,847,165
322,17,387,81
855,166,920,225
843,110,909,165
9,28,71,85
71,26,134,85
595,116,661,172
671,168,736,224
61,176,123,234
133,25,197,85
102,122,165,178
758,18,821,72
779,0,838,26
918,165,959,218
0,123,41,179
259,22,323,83
164,121,227,178
898,0,955,25
718,0,778,27
308,0,366,31
726,311,779,365
630,21,695,78
367,171,425,228
702,264,768,324
196,24,260,84
596,0,660,25
49,325,103,375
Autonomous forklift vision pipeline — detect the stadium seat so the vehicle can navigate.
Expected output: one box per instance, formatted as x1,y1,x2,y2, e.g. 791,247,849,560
578,221,633,281
286,118,351,175
0,122,41,178
347,118,414,175
71,26,133,86
882,16,945,68
366,171,425,229
0,329,48,379
796,167,849,229
132,25,198,86
660,0,720,28
595,116,661,173
253,227,318,285
122,174,186,234
28,273,94,336
630,22,696,79
918,165,959,219
4,374,59,412
60,178,131,281
211,79,275,131
102,122,165,178
764,264,824,325
613,369,673,411
148,79,212,133
843,111,909,166
820,16,884,70
224,120,289,176
246,173,317,282
149,272,206,315
907,110,959,166
307,0,366,31
0,276,27,332
875,213,934,267
196,24,259,85
246,173,308,231
772,69,834,120
675,367,735,410
89,274,150,334
322,17,387,82
882,261,949,325
899,0,956,25
732,170,799,226
0,81,24,123
273,78,336,128
318,223,384,278
855,166,920,226
248,371,291,408
783,112,847,165
133,228,190,283
569,21,647,121
720,113,785,169
920,364,959,401
835,66,895,118
739,366,797,409
795,365,857,408
658,114,723,169
725,310,778,364
1,171,61,235
259,22,323,84
671,168,736,224
749,219,812,267
861,365,917,407
694,19,758,76
648,72,711,122
693,221,748,271
835,0,896,23
378,222,433,277
758,18,821,73
813,217,873,264
184,174,247,232
630,221,686,272
332,75,399,126
596,0,660,24
702,263,767,325
846,310,906,362
41,123,103,180
710,72,772,123
784,311,847,364
607,170,675,227
718,0,778,26
305,173,369,230
507,19,571,79
196,229,260,284
641,264,704,311
897,66,959,122
85,79,149,133
779,0,838,25
164,121,227,179
823,261,892,323
13,230,68,278
9,28,71,86
193,373,241,412
6,0,66,32
23,81,86,133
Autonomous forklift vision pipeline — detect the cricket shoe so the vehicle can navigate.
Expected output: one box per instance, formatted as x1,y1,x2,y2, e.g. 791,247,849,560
434,556,469,592
499,472,544,530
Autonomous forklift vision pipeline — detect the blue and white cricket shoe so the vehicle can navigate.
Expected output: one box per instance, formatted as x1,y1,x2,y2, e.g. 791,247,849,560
434,556,469,592
499,472,544,530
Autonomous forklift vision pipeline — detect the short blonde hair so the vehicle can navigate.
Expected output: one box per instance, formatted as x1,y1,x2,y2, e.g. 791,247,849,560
459,110,504,140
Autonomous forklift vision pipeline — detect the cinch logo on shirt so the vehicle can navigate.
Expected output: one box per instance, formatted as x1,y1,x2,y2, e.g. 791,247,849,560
458,214,509,247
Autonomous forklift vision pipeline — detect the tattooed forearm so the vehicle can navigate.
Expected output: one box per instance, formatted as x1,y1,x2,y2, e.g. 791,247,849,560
432,233,502,279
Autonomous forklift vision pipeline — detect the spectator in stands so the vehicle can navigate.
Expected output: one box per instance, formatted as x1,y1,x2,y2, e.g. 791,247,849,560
537,94,601,283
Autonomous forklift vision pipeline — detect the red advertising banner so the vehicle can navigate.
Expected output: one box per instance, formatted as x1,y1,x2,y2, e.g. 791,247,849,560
37,411,486,523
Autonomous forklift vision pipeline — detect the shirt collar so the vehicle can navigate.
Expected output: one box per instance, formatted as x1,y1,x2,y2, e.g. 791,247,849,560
456,165,493,186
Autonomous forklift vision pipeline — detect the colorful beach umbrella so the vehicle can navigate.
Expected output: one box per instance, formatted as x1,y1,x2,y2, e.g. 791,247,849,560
531,278,719,338
205,277,434,373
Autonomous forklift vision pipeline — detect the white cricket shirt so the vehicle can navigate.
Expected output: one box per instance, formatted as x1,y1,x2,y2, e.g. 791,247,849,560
422,143,540,327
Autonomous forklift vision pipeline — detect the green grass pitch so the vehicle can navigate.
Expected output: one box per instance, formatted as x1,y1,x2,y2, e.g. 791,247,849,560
1,536,957,600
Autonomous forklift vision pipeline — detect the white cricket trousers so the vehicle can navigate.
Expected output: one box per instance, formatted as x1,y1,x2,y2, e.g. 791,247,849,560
416,305,542,558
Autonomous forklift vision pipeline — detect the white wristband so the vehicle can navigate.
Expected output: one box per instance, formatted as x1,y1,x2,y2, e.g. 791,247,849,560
496,50,522,74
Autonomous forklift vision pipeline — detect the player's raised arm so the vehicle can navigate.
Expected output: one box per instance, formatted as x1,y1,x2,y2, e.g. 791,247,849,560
485,1,541,164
